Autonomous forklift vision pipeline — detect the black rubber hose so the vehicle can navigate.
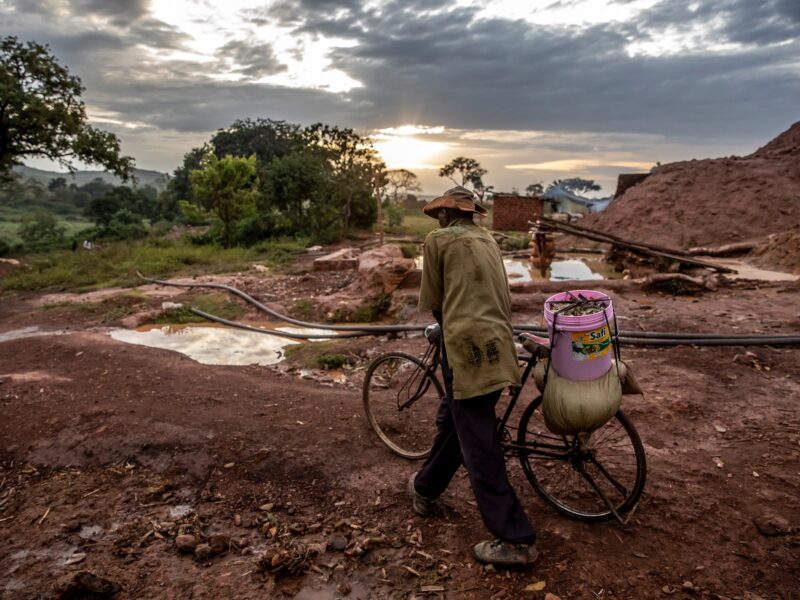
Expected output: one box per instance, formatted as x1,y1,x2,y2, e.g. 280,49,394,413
614,336,800,347
138,272,422,332
514,324,796,340
189,309,375,339
191,309,800,346
141,272,800,344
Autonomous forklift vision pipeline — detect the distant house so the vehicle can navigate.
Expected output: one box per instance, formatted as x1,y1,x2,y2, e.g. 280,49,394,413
540,186,611,216
491,193,544,231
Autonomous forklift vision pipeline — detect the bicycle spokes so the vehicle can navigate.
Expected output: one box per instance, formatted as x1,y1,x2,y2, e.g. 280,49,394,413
518,398,646,522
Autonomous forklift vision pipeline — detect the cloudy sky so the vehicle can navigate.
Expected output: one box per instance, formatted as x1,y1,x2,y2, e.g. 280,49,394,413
3,0,799,194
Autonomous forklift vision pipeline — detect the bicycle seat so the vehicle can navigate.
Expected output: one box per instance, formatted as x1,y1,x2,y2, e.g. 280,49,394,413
518,332,550,357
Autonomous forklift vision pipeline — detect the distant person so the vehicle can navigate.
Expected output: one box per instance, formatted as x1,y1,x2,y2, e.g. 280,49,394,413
409,186,538,567
71,240,77,252
82,239,93,251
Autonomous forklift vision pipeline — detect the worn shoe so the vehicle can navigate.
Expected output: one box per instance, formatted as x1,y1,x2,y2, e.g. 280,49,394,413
407,472,437,517
473,539,539,567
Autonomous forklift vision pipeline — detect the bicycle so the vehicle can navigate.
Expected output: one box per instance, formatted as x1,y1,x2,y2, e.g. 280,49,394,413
362,325,647,524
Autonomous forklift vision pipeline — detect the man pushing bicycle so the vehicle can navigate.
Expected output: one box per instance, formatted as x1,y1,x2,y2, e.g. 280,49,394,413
408,186,539,567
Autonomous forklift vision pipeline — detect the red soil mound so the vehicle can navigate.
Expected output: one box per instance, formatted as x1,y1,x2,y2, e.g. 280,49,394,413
585,122,800,250
749,227,800,274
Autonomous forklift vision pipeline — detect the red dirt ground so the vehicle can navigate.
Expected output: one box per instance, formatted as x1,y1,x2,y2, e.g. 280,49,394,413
585,121,800,250
1,269,799,599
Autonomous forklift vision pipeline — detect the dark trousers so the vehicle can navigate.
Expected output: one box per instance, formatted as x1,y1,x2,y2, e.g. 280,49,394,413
414,346,536,545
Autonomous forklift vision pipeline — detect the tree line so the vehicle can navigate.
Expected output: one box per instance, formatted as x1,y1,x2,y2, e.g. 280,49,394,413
0,34,603,255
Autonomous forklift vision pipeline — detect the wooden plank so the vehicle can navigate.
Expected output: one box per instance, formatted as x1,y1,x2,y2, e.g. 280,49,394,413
530,217,736,273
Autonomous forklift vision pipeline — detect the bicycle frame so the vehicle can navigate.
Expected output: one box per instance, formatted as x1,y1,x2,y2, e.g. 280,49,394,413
396,341,440,411
371,335,644,524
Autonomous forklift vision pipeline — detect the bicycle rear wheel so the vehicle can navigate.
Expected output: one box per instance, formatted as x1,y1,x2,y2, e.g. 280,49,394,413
363,352,443,460
517,395,646,522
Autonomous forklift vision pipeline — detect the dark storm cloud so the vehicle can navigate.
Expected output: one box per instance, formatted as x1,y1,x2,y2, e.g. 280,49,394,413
3,0,798,156
5,0,187,49
71,0,150,24
637,0,800,45
5,0,150,24
261,0,800,140
94,78,359,133
216,40,288,78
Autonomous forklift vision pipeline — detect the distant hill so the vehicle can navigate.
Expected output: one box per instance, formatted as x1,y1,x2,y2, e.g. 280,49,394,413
13,165,169,191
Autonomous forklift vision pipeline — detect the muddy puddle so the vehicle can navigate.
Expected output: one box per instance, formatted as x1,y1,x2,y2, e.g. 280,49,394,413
0,326,69,343
415,253,615,282
108,323,334,366
710,258,800,282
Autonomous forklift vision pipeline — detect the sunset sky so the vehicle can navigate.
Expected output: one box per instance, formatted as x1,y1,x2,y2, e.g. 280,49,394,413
3,0,799,194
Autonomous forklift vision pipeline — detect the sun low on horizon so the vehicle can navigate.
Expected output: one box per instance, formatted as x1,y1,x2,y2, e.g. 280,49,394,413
372,125,451,171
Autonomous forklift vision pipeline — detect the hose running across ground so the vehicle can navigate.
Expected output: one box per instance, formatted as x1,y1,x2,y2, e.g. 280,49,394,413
138,272,800,347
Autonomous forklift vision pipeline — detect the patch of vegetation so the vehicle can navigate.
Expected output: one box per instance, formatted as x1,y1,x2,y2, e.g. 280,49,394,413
331,293,392,323
0,240,263,292
39,300,97,312
252,238,309,267
501,233,531,251
150,292,246,324
398,210,437,239
400,243,420,259
315,353,352,370
290,298,317,319
281,340,351,369
39,291,147,322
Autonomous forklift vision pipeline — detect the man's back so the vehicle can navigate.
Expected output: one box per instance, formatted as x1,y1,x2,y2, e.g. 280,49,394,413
419,218,520,399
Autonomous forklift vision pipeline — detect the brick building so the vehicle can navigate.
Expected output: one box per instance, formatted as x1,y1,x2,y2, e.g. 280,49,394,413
491,194,544,231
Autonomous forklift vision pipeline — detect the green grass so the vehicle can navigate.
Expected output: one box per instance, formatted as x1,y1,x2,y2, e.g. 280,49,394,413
393,206,496,240
150,292,247,324
0,206,92,246
0,238,306,292
315,353,351,370
38,300,97,312
397,210,437,239
290,298,317,319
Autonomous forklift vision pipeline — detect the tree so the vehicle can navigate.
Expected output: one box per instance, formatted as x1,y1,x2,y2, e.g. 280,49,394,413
303,123,384,237
525,182,544,196
547,178,601,196
260,150,333,240
84,192,122,228
211,118,302,164
18,210,65,250
47,177,67,192
384,169,421,205
190,152,258,247
439,157,488,199
0,36,134,180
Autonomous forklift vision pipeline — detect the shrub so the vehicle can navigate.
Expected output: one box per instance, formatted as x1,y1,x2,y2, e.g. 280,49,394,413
315,353,351,370
400,243,419,259
18,210,66,251
384,203,404,230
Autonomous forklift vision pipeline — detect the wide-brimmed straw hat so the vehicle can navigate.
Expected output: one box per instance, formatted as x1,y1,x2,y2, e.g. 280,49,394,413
423,186,489,219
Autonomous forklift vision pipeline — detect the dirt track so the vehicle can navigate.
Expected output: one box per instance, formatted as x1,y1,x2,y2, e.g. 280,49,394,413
1,272,799,599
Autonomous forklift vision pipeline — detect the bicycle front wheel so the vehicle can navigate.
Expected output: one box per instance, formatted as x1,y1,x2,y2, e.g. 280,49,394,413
363,352,443,460
517,395,646,522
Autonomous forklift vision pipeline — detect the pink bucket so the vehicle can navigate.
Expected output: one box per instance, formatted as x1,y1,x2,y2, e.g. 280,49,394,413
543,290,615,381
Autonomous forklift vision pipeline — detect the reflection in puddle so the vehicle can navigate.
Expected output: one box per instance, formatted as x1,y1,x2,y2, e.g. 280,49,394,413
415,254,614,282
293,582,370,600
109,324,333,366
505,257,611,283
0,326,69,343
709,259,799,282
